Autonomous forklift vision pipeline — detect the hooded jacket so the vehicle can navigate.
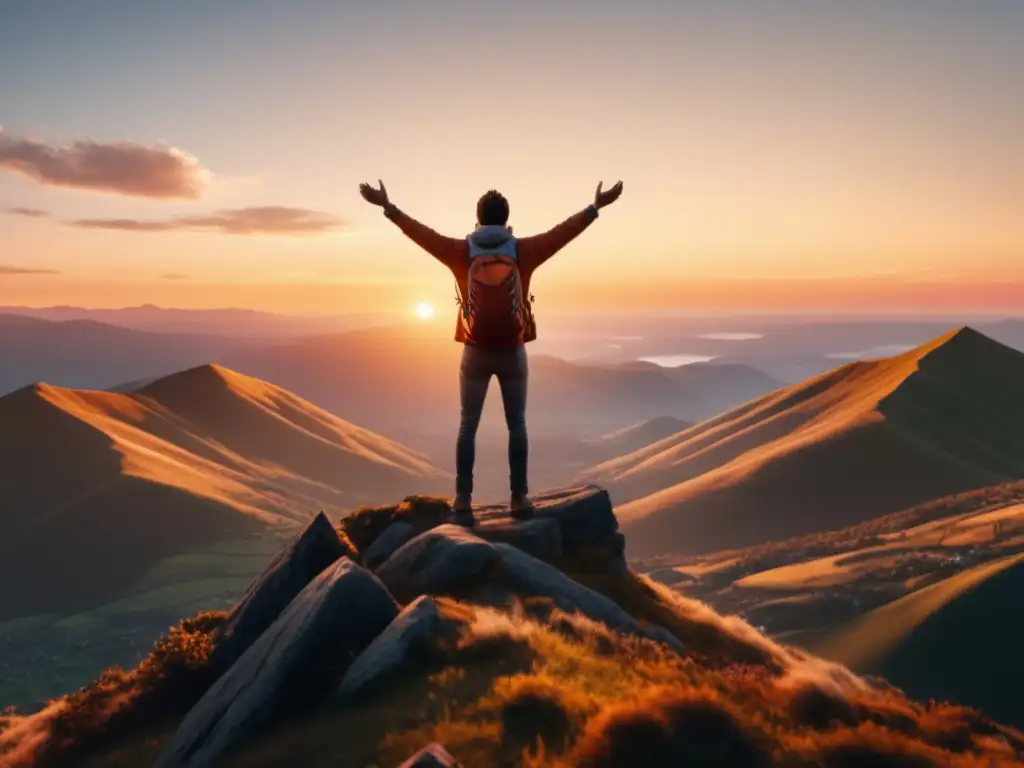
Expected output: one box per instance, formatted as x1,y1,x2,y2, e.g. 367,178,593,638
384,204,599,345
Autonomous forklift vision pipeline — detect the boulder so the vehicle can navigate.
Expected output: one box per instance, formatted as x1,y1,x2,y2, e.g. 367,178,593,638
337,595,443,701
475,486,621,558
375,524,501,601
488,543,685,655
156,558,398,768
213,512,351,669
395,743,461,767
477,517,562,560
363,520,416,568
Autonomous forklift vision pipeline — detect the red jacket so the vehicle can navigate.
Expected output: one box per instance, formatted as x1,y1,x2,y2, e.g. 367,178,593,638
384,204,599,344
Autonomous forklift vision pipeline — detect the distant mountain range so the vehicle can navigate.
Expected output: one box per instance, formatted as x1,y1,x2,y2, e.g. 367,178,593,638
221,323,784,437
0,313,252,394
0,314,783,437
0,304,397,338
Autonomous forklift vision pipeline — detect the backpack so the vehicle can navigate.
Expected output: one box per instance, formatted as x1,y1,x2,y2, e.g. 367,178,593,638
455,229,536,347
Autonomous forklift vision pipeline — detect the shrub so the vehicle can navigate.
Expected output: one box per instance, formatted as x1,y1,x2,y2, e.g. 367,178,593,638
34,611,226,764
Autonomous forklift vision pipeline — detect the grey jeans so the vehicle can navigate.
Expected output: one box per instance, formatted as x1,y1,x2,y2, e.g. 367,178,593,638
456,344,529,496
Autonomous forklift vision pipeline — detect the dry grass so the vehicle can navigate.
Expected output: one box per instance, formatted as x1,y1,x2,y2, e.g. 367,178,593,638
337,495,453,555
226,601,1023,767
12,597,1024,768
0,612,225,767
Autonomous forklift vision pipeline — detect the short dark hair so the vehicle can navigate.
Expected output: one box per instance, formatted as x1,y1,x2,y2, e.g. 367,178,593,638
476,189,510,226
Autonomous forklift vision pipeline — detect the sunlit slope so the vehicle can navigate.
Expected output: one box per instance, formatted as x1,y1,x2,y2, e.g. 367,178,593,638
805,551,1024,729
599,328,1024,556
134,364,447,494
0,364,448,619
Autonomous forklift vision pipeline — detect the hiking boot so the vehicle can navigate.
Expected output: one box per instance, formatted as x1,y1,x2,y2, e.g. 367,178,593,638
509,492,535,519
451,493,475,527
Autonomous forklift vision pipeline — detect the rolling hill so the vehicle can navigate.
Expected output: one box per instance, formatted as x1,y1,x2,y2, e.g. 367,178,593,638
803,551,1024,730
585,327,1024,557
627,479,1024,727
0,364,448,620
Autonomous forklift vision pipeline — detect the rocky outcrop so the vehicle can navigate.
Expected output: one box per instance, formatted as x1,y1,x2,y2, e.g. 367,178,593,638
156,558,398,768
363,520,416,568
486,543,685,655
476,517,562,560
372,523,683,656
375,524,501,602
395,743,461,767
212,512,351,670
473,486,623,562
337,595,444,701
152,485,683,767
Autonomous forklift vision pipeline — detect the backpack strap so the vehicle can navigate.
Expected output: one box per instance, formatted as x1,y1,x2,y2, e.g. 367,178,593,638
454,275,469,319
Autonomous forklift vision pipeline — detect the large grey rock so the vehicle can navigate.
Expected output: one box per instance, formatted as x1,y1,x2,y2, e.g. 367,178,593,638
213,512,351,669
477,517,562,560
375,524,500,601
337,595,442,701
475,486,621,557
156,558,398,768
363,520,416,568
489,543,685,655
396,743,461,767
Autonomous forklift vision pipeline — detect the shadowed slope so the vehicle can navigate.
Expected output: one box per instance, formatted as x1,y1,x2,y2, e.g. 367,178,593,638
0,366,448,620
805,552,1024,729
592,328,1024,556
597,416,693,456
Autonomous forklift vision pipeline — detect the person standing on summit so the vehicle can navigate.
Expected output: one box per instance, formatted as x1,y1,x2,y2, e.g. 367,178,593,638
358,180,624,525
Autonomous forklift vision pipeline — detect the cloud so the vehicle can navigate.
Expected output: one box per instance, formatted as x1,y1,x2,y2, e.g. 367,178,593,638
71,206,348,236
159,273,190,280
0,128,209,199
6,206,49,218
0,265,61,275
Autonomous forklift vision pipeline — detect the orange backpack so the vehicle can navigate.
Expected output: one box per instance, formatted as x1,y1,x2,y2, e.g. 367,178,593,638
455,228,536,347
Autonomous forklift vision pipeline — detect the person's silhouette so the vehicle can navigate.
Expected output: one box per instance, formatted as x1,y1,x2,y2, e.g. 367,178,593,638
359,180,624,525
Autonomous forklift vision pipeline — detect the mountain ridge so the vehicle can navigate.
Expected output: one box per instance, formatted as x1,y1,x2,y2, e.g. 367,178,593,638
0,365,449,620
591,327,1024,556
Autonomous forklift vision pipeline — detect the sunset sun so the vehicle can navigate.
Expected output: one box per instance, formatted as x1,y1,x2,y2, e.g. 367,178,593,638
414,302,436,320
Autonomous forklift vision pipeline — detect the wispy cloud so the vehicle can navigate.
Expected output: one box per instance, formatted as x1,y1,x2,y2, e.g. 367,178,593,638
0,265,61,275
159,273,190,280
71,206,348,236
6,206,49,218
0,128,210,199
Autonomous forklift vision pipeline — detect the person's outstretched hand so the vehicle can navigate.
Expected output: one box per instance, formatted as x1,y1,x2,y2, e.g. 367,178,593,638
595,180,623,209
359,179,390,207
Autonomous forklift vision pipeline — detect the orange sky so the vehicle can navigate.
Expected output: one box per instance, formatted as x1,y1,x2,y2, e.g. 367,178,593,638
1,3,1021,316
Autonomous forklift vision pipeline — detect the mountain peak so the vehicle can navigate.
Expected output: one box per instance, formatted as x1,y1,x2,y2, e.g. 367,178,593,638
896,325,1024,379
135,363,252,400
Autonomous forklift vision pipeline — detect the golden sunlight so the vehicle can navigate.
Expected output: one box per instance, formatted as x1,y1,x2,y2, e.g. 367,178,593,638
414,302,436,320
